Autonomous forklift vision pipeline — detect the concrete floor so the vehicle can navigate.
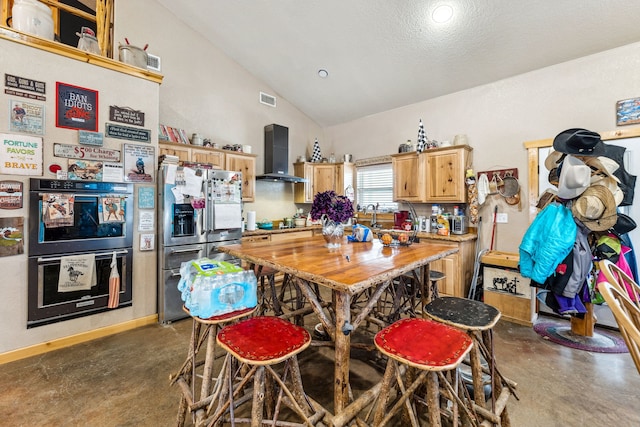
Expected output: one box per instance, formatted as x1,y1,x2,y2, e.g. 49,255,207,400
0,315,638,427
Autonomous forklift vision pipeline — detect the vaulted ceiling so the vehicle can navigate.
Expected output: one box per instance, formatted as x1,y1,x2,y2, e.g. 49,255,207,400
157,0,640,126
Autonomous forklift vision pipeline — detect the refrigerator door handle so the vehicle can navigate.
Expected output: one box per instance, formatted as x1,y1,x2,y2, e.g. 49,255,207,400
201,178,208,236
207,177,215,234
169,247,202,254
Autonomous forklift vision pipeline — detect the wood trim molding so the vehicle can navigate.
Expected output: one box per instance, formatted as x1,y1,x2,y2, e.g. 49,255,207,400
0,26,163,84
523,125,640,223
0,315,158,365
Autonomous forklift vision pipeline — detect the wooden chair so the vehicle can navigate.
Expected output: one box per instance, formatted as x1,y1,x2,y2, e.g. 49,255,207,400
424,296,518,426
202,316,325,426
598,259,640,304
171,306,257,426
370,317,477,427
598,282,640,375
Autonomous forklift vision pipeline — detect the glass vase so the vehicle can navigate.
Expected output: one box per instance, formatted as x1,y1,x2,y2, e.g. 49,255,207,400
322,220,344,249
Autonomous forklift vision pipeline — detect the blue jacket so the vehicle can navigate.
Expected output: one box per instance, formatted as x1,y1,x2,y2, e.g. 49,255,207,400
519,203,577,284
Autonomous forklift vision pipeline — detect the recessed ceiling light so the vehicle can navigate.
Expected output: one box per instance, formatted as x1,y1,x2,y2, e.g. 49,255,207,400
318,69,329,78
432,5,453,23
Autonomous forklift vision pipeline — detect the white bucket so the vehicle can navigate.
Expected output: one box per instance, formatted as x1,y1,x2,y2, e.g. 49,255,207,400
11,0,54,41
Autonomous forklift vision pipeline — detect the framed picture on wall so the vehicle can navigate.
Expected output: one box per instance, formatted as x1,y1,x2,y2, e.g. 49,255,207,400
56,82,98,131
616,97,640,126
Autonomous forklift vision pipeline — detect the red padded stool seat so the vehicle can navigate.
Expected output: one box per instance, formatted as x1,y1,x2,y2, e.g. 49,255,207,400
203,316,325,426
218,316,311,364
424,297,518,427
171,306,257,427
371,318,476,427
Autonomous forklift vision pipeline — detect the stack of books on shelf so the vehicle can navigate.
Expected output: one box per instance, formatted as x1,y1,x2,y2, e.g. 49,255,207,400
158,154,179,166
159,124,189,144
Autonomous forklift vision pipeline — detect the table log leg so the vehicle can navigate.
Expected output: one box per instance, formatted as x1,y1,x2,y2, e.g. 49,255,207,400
421,263,431,312
296,278,336,340
334,291,351,414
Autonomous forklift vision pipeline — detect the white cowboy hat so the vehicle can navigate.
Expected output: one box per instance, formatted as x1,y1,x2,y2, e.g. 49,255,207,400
557,155,591,200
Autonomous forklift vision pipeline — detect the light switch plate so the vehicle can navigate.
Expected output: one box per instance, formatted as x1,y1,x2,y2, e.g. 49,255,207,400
496,213,508,223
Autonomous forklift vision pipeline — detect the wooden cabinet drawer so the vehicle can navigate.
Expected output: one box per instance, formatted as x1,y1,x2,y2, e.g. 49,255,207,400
271,230,313,242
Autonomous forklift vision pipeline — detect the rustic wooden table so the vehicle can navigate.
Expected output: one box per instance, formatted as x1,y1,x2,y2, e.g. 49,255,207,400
219,234,458,425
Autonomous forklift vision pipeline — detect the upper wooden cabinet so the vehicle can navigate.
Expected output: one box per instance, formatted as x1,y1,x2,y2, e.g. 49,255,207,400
392,145,472,203
293,162,355,203
158,142,257,201
392,152,424,201
225,152,256,202
192,148,224,169
424,145,472,203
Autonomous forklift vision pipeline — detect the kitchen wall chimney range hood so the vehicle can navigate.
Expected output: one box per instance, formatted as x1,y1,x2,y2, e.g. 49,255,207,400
257,124,307,183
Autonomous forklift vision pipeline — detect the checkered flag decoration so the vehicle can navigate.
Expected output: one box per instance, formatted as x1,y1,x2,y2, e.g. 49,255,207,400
311,138,322,162
416,119,427,152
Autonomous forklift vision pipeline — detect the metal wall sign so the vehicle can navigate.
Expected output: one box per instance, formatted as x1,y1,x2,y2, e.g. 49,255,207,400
5,74,46,94
0,181,23,209
78,130,104,146
109,106,145,127
54,143,121,162
105,123,151,142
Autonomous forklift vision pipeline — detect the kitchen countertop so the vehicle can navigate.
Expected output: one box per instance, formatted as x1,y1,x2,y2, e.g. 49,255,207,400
243,226,320,236
243,226,476,242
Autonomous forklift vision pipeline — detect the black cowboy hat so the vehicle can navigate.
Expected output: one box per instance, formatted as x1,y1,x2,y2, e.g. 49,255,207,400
553,128,605,156
611,213,637,236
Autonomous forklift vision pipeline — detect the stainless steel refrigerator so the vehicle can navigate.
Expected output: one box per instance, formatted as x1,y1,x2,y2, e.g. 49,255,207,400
157,165,243,323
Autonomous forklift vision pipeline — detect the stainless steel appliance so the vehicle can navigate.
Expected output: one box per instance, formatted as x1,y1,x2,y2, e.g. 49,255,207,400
256,124,306,183
452,215,468,235
28,179,134,328
158,165,243,323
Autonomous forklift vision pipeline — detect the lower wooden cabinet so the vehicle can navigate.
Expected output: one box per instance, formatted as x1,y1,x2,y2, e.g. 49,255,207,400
242,229,315,244
421,237,476,298
271,230,313,242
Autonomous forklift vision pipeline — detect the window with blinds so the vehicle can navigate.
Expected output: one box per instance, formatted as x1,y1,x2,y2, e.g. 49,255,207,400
356,163,398,211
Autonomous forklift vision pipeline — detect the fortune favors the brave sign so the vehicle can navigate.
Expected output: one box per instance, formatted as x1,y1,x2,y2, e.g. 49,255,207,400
0,133,42,175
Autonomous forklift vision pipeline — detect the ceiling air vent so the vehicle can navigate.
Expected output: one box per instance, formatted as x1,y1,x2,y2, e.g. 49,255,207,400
260,92,277,107
146,53,161,72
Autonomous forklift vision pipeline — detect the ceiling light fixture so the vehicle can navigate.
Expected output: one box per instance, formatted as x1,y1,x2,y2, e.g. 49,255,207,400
432,4,453,23
318,69,329,78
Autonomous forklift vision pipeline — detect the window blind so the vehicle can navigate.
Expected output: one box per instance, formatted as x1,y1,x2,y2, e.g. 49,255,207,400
356,163,398,211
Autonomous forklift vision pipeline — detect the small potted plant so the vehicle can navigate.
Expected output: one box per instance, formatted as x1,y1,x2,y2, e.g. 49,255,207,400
310,190,354,248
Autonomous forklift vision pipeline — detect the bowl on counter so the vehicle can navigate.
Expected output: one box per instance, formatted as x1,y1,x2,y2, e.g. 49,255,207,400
376,229,416,247
258,220,273,230
294,218,306,227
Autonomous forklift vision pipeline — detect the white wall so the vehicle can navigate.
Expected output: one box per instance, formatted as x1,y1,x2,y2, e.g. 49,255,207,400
325,42,640,253
0,38,160,353
2,0,640,355
115,0,324,220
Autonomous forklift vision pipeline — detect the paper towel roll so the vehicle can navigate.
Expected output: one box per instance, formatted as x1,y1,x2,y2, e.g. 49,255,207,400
247,211,256,231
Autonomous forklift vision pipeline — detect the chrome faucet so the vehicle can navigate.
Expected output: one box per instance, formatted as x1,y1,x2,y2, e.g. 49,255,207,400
364,204,380,228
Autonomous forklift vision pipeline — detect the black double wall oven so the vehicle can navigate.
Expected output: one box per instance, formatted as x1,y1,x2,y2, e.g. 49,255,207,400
28,179,134,328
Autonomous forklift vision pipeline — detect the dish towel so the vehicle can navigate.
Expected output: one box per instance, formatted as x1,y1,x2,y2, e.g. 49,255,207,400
477,173,490,205
58,254,96,292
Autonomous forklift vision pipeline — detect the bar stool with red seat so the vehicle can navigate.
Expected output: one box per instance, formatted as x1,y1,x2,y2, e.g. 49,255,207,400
424,296,518,426
202,316,325,426
171,306,258,426
370,317,477,427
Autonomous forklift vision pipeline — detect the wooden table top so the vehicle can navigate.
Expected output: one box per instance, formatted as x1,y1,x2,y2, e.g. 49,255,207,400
219,235,459,295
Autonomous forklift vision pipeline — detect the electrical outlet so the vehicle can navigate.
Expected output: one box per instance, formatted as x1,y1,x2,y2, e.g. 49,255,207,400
496,213,508,223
